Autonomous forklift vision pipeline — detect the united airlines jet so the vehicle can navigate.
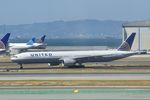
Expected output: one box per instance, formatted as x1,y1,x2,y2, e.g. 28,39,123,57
9,35,46,53
11,33,136,69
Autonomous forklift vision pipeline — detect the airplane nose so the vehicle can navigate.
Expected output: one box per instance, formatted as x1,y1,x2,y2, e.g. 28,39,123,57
11,55,18,62
11,57,16,61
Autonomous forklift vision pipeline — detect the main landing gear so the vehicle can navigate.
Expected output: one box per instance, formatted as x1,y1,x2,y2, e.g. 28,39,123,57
19,64,23,69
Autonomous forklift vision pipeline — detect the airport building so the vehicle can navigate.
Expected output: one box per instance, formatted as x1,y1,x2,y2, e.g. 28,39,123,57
122,20,150,51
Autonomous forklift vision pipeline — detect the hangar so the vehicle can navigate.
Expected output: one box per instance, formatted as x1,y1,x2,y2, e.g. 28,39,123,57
122,20,150,51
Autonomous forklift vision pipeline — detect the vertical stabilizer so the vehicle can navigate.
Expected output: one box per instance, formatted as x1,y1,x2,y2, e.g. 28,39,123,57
118,33,136,51
26,37,36,45
36,35,46,43
0,33,10,49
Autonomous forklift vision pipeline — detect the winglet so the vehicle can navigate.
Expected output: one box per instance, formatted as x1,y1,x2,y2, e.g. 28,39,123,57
36,35,46,43
118,33,136,51
0,33,10,49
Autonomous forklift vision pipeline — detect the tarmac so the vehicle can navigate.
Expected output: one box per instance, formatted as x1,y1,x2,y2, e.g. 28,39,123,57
0,54,150,99
0,73,150,80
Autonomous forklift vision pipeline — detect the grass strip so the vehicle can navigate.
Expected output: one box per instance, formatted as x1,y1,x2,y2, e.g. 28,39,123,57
0,80,150,86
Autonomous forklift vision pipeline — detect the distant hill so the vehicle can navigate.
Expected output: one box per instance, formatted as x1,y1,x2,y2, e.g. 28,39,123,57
0,20,124,39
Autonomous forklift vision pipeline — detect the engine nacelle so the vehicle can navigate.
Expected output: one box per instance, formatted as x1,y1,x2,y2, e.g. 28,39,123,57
63,58,76,66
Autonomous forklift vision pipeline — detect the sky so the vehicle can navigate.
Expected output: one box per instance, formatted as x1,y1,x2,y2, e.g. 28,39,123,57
0,0,150,25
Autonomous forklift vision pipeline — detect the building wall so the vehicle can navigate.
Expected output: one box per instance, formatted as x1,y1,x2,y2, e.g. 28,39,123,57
140,27,150,50
122,27,150,50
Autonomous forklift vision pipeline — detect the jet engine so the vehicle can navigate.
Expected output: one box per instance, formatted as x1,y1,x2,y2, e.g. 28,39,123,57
62,58,76,66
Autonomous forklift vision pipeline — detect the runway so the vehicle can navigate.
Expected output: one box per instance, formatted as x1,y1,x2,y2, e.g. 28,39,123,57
0,73,150,80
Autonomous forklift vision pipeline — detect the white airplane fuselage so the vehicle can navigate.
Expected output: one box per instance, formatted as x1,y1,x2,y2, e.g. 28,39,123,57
11,50,136,66
9,43,45,50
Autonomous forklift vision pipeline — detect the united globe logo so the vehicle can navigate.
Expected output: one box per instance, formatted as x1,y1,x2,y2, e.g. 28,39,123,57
0,41,5,49
119,42,130,51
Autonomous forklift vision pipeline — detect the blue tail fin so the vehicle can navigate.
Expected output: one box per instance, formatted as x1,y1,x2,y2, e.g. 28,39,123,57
0,33,10,49
26,37,36,45
118,33,136,51
36,35,46,43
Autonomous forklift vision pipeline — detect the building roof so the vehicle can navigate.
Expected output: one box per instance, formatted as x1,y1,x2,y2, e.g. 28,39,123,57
123,20,150,27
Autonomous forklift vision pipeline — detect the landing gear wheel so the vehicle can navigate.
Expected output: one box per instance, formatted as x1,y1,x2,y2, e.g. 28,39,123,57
19,64,23,69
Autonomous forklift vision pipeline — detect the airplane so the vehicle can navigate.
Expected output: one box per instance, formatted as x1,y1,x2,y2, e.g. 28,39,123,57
31,35,46,49
0,33,10,54
9,35,46,52
11,33,136,69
